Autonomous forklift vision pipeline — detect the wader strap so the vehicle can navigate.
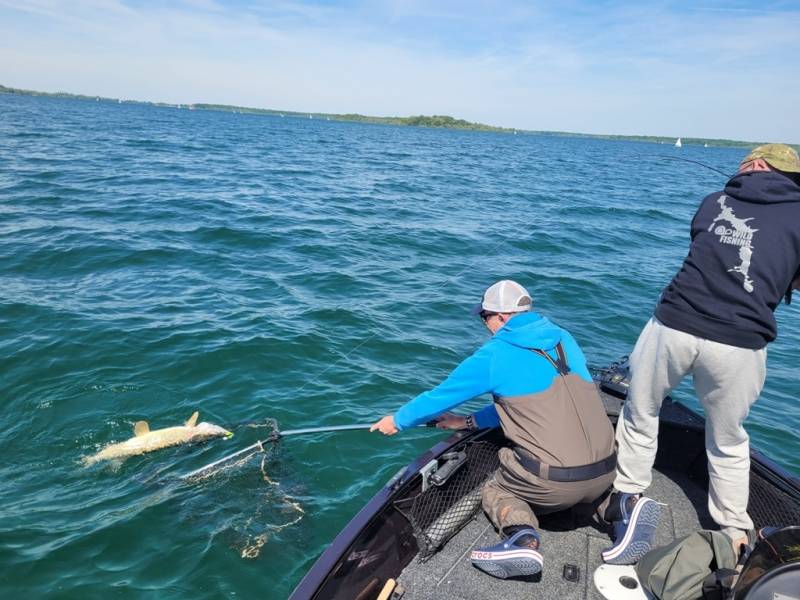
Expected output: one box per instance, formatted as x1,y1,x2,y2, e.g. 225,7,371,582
513,447,617,482
531,342,570,376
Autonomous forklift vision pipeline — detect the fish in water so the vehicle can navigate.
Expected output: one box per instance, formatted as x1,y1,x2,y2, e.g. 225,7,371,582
83,411,233,466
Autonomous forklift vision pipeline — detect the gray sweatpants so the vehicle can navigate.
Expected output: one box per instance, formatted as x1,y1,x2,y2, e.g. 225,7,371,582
615,318,766,535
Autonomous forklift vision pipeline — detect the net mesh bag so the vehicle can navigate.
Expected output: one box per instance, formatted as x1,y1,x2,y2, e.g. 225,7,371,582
748,468,800,529
394,440,501,561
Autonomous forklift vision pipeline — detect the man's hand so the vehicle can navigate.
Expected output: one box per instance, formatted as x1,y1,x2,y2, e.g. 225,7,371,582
370,415,398,436
435,412,468,430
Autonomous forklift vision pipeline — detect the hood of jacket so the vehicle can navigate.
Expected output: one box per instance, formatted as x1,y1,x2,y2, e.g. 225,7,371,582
493,311,562,350
724,170,800,205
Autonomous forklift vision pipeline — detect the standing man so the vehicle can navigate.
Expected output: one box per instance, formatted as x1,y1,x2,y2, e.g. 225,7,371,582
612,144,800,553
371,280,649,579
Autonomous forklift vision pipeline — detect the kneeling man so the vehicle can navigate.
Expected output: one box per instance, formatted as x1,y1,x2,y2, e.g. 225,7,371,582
371,280,659,578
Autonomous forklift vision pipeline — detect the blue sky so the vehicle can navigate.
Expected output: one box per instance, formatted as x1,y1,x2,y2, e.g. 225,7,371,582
1,0,798,141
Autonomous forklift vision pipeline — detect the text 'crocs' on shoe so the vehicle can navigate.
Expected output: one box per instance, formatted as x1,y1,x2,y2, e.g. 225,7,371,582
470,528,543,579
602,494,661,565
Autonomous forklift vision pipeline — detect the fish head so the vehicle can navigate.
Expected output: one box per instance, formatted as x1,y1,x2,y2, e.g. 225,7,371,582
189,422,234,441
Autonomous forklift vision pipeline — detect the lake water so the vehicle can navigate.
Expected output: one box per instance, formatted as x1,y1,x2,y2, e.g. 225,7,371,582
1,94,797,599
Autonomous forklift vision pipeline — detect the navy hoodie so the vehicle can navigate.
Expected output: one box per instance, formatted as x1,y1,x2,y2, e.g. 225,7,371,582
655,170,800,349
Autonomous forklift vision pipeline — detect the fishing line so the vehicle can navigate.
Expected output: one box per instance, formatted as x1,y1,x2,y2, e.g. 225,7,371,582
199,152,734,483
197,198,537,478
293,153,732,400
654,155,733,179
290,153,730,401
181,147,744,556
202,153,732,481
286,215,533,400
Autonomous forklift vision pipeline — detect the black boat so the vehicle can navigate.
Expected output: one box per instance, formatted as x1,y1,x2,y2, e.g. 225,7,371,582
289,362,800,600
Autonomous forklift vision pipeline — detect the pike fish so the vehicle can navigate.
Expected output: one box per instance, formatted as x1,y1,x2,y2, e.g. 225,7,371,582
83,411,233,466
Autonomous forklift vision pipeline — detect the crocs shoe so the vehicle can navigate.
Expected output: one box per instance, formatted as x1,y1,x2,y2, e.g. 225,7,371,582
602,494,661,565
470,528,543,579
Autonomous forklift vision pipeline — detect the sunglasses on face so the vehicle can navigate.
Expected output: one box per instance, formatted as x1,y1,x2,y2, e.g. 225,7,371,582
479,310,498,322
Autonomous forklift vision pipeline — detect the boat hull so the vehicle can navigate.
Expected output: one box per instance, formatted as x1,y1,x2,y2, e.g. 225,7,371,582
290,393,800,600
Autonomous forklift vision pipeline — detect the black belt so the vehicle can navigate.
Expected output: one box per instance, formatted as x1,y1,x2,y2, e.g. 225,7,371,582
513,448,617,483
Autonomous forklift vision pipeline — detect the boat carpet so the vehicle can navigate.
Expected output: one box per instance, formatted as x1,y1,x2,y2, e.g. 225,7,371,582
396,465,712,600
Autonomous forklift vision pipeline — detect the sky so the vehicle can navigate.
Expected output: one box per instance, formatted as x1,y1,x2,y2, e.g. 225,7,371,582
1,0,799,142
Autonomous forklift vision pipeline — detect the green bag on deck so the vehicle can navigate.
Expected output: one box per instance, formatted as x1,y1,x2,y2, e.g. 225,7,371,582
635,530,738,600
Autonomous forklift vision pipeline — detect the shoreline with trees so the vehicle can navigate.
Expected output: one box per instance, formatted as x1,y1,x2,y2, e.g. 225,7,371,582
1,83,791,150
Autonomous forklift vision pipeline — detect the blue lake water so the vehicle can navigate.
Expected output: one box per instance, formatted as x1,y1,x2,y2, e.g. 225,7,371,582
0,93,797,598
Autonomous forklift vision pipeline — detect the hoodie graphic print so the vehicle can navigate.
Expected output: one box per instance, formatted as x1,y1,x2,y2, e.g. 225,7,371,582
655,170,800,349
707,195,759,292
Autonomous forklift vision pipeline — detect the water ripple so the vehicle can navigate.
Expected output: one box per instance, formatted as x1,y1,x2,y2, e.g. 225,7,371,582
1,93,797,598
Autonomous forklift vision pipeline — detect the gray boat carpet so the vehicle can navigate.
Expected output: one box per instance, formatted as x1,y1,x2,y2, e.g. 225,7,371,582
396,467,712,600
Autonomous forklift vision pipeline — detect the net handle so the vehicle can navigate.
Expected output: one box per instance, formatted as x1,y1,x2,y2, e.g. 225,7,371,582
179,420,440,481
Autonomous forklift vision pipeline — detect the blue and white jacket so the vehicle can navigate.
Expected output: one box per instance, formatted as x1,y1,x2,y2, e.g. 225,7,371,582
394,311,593,430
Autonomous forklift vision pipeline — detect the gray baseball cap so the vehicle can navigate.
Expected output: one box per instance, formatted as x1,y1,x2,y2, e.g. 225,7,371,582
471,280,533,314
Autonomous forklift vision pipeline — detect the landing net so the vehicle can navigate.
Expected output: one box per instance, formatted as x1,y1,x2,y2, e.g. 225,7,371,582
180,418,281,482
180,418,305,559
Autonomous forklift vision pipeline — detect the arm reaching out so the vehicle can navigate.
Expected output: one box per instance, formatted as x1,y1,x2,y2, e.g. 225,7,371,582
372,343,494,436
393,345,494,430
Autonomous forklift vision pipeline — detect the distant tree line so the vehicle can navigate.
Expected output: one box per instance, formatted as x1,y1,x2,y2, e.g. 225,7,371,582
3,83,796,149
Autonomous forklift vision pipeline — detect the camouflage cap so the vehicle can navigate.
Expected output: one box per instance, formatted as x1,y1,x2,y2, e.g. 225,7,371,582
741,143,800,173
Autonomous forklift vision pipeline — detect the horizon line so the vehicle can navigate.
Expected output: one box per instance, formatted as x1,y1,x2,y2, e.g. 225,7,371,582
1,81,790,149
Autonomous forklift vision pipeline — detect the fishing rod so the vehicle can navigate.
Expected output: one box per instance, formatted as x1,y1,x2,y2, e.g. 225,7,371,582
654,155,732,179
180,420,440,481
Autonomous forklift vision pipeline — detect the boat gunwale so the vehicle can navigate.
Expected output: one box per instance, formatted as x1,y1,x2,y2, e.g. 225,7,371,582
289,402,800,599
288,429,480,600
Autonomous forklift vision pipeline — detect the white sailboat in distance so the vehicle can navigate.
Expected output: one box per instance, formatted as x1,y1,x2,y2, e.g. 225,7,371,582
675,137,682,148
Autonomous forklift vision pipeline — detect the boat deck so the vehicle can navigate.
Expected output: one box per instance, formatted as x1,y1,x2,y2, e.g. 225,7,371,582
290,384,800,600
397,464,712,599
290,362,800,600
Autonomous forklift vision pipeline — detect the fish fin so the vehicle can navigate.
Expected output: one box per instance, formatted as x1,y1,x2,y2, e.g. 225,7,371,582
134,421,150,436
185,411,199,428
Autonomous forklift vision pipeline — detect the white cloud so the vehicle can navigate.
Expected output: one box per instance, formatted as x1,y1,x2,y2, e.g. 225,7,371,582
0,0,798,141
